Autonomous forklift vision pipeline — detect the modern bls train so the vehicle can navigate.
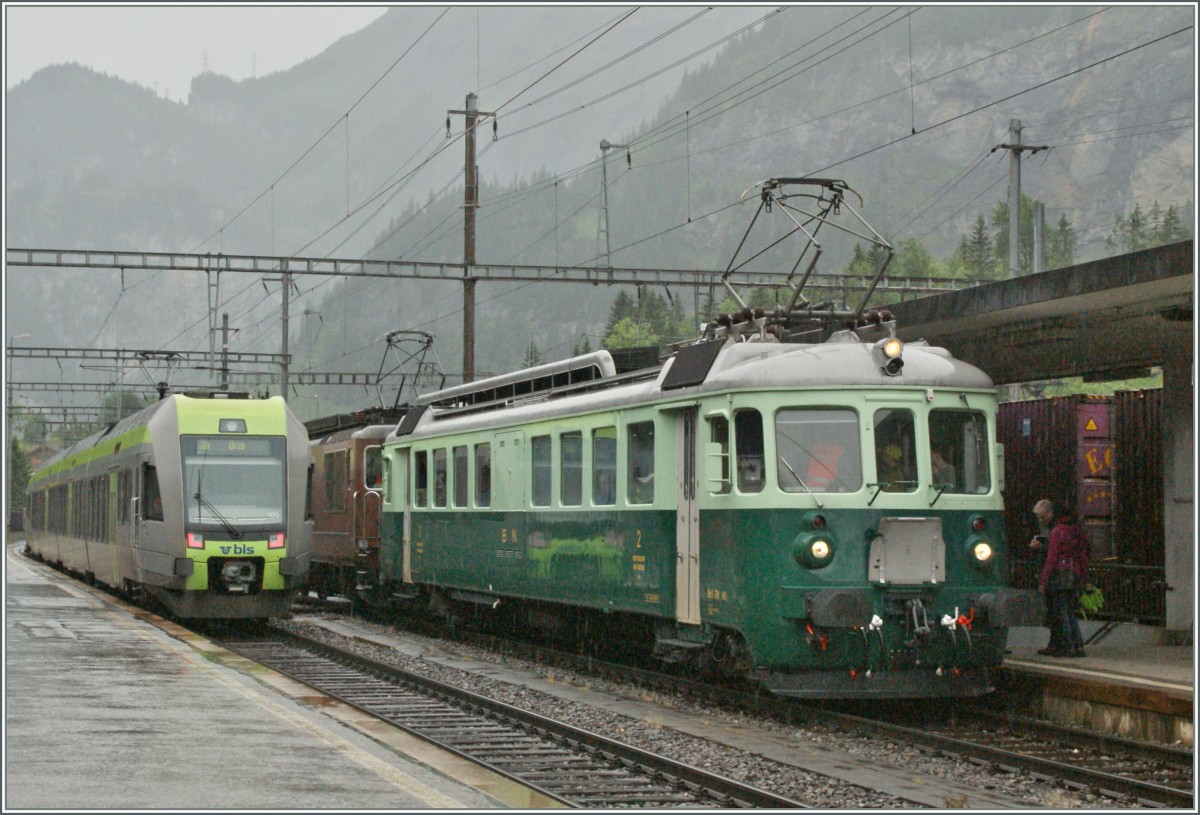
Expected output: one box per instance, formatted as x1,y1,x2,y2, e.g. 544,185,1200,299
357,327,1043,699
24,392,313,619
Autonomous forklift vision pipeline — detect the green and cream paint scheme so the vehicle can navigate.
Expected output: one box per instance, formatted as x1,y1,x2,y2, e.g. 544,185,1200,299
377,336,1043,699
25,394,312,619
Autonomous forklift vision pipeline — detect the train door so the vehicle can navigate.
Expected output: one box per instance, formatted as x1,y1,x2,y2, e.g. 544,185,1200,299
395,448,411,583
106,467,120,586
675,408,701,625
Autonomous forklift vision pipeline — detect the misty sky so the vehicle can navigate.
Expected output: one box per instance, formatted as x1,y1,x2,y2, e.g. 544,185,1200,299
4,5,389,102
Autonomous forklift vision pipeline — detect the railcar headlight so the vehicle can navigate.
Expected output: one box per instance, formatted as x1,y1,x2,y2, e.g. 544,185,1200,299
965,534,996,570
793,530,836,569
972,541,994,562
872,337,904,376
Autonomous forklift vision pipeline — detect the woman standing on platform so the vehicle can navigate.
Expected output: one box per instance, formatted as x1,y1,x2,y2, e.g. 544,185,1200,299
1038,503,1091,657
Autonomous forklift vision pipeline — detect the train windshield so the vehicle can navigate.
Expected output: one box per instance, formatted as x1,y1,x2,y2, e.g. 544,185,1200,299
775,408,863,493
928,409,991,494
181,436,287,527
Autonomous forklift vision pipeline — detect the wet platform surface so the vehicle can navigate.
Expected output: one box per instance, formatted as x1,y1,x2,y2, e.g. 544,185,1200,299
3,542,540,810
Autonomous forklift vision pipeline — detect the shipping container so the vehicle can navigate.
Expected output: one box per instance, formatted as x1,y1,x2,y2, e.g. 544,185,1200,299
999,391,1165,624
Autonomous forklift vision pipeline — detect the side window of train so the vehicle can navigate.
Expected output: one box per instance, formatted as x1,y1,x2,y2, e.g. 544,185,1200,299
928,409,991,494
305,462,315,520
706,415,731,495
413,450,429,508
592,427,616,506
475,443,491,508
775,408,862,493
531,435,552,507
561,431,583,506
142,464,164,521
433,449,448,508
735,409,765,494
364,446,383,491
452,445,469,508
873,408,918,492
627,421,655,505
325,451,347,512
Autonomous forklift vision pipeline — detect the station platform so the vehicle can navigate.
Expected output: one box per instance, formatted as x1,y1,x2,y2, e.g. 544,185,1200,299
998,625,1194,747
3,541,558,811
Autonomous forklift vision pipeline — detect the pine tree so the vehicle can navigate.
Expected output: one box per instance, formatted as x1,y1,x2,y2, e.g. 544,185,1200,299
604,290,636,336
522,340,542,368
1046,214,1076,270
962,215,995,277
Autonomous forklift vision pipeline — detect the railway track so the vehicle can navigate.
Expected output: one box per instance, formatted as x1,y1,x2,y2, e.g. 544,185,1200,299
325,608,1192,809
217,627,809,809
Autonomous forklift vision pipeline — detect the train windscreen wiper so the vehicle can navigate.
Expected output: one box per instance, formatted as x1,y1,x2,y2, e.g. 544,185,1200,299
778,454,822,508
194,490,242,539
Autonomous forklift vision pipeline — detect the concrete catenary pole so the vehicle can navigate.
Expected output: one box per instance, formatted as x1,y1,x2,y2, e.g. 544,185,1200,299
448,93,493,384
1008,118,1022,279
1034,201,1045,275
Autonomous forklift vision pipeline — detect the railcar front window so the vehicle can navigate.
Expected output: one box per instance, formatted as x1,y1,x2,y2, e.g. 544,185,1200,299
775,409,862,493
181,436,286,526
873,409,918,492
929,409,991,493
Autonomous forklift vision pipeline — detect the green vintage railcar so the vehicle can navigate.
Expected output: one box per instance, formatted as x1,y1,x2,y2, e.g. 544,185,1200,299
24,393,312,619
375,334,1043,699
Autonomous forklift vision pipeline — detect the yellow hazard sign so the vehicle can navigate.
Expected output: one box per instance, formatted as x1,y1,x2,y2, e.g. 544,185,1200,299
1084,418,1098,431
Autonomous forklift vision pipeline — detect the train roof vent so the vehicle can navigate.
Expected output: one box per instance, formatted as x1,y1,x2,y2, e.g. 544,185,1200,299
417,351,620,415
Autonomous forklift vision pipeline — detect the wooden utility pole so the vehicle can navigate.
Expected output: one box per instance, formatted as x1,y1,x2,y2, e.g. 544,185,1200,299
448,93,494,383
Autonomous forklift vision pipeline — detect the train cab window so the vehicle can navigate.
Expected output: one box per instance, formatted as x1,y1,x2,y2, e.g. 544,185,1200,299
735,410,765,494
325,450,347,512
627,421,655,505
413,450,429,507
364,446,383,491
452,445,469,508
929,409,991,494
142,464,164,521
707,416,731,495
561,431,583,507
475,443,491,508
531,435,552,506
775,408,862,493
873,409,918,492
433,449,448,507
592,427,616,506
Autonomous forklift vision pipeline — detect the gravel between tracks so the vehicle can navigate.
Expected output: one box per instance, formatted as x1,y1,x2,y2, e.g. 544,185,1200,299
273,614,1140,809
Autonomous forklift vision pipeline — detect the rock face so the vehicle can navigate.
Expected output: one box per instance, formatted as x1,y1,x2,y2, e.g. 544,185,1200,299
5,6,1193,380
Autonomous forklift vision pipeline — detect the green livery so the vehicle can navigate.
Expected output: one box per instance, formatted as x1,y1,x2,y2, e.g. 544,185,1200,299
375,338,1043,698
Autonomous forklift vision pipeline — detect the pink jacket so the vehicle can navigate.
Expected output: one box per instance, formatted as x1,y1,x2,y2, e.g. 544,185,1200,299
1039,521,1090,590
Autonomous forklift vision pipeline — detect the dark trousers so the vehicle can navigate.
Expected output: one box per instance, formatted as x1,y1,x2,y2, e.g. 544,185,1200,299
1045,588,1083,654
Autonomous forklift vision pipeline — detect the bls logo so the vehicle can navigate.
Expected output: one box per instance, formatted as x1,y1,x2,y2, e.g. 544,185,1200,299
219,544,256,555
